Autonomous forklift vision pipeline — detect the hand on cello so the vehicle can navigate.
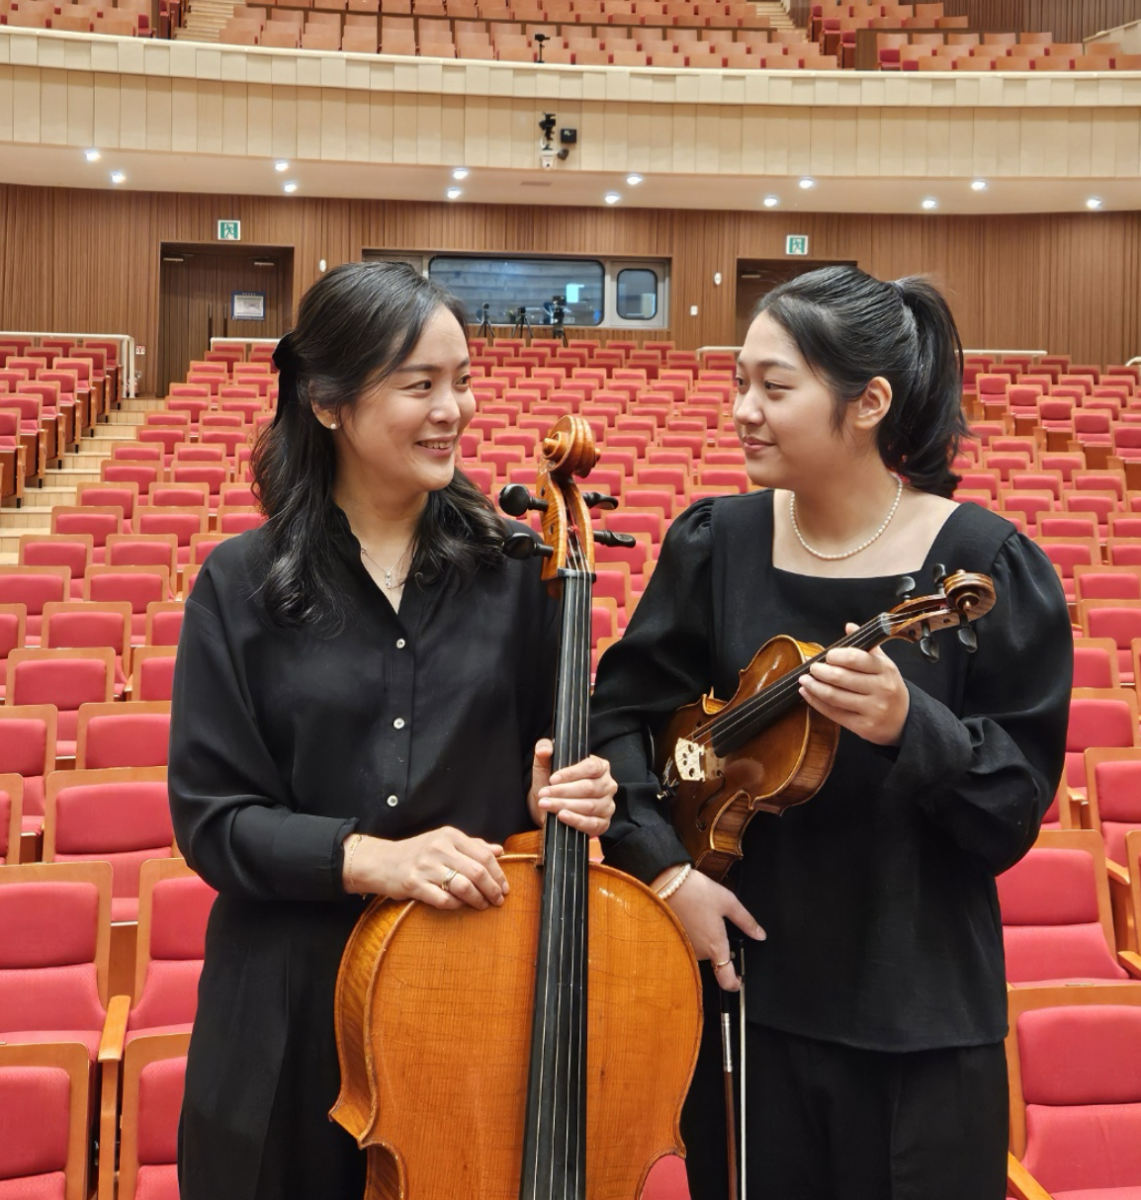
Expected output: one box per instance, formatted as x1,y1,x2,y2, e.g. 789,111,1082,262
528,737,617,837
654,868,766,993
798,622,911,746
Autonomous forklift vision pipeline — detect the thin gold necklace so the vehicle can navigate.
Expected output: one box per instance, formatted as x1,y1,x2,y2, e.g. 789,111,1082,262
788,474,904,561
360,543,411,590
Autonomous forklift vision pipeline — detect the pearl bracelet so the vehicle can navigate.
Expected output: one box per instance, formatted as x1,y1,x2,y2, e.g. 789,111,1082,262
345,833,364,894
656,863,692,902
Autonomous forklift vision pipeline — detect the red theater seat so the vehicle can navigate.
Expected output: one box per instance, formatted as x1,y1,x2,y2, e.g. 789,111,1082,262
75,701,171,771
0,774,23,865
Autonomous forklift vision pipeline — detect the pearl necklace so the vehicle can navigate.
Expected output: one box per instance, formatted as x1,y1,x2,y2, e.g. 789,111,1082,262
361,544,410,590
788,475,904,562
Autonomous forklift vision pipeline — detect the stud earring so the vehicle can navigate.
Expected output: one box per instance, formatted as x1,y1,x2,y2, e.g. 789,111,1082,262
328,421,338,430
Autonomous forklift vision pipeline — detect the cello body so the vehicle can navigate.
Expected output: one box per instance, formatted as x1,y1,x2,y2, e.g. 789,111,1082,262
332,842,701,1200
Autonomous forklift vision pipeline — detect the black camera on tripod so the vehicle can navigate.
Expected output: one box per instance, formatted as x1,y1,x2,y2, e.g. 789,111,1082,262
550,295,567,328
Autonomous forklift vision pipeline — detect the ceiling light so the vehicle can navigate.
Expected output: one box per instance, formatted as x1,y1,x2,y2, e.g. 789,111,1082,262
1086,196,1104,210
274,159,290,172
452,167,470,180
970,179,988,192
762,195,780,208
604,191,621,205
626,173,643,186
110,171,126,184
283,181,298,194
798,177,815,189
446,187,463,200
84,149,101,162
921,197,938,210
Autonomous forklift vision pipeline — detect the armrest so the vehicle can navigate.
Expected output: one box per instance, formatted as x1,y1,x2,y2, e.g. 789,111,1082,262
99,993,130,1064
1119,950,1141,979
1108,862,1135,955
1007,1153,1054,1200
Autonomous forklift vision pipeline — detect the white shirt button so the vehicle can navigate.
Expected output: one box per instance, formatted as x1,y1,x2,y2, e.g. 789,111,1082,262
386,794,399,807
396,638,406,649
393,717,406,730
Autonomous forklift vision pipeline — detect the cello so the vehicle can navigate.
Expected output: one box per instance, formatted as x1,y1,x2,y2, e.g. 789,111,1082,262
332,415,703,1200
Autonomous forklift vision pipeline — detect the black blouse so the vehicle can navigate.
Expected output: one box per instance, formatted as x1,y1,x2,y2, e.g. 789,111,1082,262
590,491,1072,1052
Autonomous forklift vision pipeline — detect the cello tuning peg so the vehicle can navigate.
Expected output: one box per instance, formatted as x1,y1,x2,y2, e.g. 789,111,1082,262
931,563,948,587
957,613,978,653
502,531,554,561
896,575,916,599
582,491,619,510
594,530,637,548
498,484,548,517
919,621,939,663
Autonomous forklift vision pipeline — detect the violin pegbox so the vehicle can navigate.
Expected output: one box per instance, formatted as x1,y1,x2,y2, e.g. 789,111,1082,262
886,569,996,658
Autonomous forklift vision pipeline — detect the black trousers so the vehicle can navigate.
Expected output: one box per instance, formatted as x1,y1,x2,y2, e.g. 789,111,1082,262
681,969,1009,1200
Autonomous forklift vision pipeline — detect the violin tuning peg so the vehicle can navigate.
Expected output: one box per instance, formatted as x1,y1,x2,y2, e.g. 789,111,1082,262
498,484,548,517
931,563,948,587
919,621,939,663
957,613,978,653
582,491,619,511
895,575,916,599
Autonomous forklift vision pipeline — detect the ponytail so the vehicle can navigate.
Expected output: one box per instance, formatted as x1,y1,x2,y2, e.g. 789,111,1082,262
756,266,968,498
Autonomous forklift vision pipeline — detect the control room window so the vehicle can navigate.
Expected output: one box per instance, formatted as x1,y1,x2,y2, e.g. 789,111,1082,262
615,268,658,320
428,257,605,327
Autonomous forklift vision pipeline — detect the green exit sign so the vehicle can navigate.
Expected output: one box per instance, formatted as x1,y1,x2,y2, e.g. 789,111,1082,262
786,235,809,257
218,220,241,241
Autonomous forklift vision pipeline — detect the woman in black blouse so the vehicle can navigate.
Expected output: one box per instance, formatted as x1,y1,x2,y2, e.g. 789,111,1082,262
169,262,616,1200
591,267,1071,1200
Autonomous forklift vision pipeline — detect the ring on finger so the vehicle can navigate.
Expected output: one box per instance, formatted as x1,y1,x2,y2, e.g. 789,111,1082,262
712,956,732,970
440,867,459,893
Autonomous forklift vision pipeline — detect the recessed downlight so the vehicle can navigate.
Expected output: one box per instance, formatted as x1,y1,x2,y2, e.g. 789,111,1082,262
85,149,101,162
446,187,463,200
1086,196,1104,210
762,195,780,208
971,179,988,192
626,173,644,185
604,191,621,204
798,176,816,190
452,167,470,180
110,171,126,184
283,181,298,194
921,197,938,210
274,160,290,172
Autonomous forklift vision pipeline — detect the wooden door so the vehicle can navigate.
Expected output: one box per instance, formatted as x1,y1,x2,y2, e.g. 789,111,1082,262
158,245,293,395
734,258,858,346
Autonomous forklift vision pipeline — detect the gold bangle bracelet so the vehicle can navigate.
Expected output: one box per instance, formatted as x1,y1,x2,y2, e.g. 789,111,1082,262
345,833,364,894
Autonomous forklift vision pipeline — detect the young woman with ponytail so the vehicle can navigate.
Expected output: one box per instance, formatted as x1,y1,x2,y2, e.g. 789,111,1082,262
591,266,1072,1200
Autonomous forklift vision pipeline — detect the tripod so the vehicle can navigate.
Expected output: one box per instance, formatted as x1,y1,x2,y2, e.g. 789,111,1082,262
510,306,535,341
475,303,494,345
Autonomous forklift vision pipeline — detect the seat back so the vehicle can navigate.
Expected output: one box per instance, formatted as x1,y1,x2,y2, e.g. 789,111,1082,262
44,768,173,918
144,601,184,647
1085,748,1141,865
1009,988,1141,1192
129,859,215,1030
6,649,116,744
131,647,177,703
0,705,57,823
117,1033,190,1200
1066,689,1139,789
76,702,171,771
0,861,112,1032
0,1041,91,1200
0,773,23,865
997,831,1127,982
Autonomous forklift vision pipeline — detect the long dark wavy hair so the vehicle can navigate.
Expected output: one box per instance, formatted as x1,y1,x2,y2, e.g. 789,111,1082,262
251,261,504,629
756,266,969,497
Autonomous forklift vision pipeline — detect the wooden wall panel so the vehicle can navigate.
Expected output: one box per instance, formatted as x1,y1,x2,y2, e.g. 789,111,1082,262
2,182,1141,394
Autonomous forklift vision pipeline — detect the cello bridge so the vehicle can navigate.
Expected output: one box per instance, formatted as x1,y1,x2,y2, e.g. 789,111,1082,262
673,737,706,782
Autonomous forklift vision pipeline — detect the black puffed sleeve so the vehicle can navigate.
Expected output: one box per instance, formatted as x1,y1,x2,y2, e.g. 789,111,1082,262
885,531,1072,873
591,499,716,883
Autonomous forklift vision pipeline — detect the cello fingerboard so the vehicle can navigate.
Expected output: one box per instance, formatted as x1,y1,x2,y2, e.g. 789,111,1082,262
519,569,591,1200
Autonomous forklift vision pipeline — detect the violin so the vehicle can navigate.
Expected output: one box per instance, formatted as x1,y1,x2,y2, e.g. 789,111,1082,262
656,568,997,882
332,415,702,1199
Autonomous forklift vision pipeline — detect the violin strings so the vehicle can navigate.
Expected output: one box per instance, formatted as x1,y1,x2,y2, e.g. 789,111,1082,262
685,616,894,755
